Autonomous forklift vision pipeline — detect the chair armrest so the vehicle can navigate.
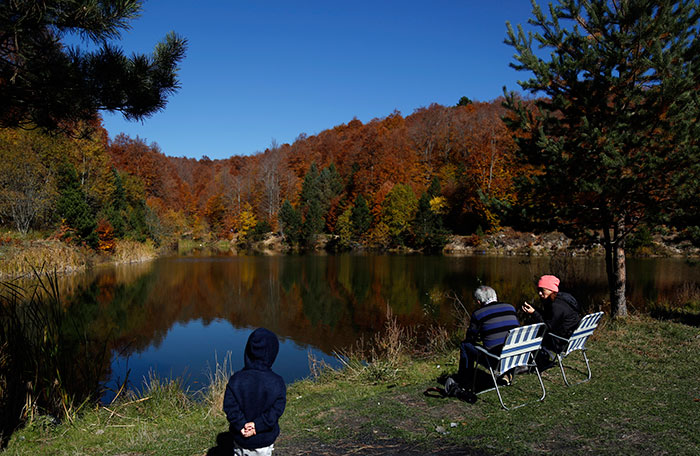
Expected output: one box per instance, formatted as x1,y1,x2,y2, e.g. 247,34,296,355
474,345,499,360
548,333,568,342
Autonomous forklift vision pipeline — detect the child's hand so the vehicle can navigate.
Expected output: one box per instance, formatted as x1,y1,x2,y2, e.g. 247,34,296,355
241,422,256,438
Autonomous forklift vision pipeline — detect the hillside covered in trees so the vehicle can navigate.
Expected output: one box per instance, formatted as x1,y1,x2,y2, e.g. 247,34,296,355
1,96,698,255
0,98,517,251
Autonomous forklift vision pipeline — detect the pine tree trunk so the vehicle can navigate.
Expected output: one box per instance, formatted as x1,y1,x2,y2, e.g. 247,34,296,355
603,222,628,318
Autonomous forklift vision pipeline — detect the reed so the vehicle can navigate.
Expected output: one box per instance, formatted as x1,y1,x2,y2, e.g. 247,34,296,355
329,307,453,383
135,371,192,410
177,238,202,255
202,351,234,418
177,238,233,256
0,241,88,278
648,281,700,325
0,272,109,447
112,239,157,264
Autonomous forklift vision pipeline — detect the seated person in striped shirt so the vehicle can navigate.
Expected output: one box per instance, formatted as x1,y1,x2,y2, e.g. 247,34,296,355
456,285,520,387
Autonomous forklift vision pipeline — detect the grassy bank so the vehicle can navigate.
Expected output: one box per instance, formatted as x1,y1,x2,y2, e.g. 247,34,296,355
0,237,157,279
3,316,699,455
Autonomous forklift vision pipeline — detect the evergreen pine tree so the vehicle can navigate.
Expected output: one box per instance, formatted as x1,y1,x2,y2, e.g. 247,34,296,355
427,177,441,198
298,163,327,246
105,168,126,237
0,0,187,131
278,199,302,246
302,198,324,247
504,0,700,317
412,192,448,252
299,163,320,207
56,162,97,247
351,194,371,238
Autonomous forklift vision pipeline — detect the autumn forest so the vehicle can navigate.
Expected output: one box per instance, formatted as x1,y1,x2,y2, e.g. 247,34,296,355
1,97,540,253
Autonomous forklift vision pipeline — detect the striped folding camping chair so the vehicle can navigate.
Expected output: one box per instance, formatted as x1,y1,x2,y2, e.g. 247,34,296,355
473,323,546,410
549,311,604,386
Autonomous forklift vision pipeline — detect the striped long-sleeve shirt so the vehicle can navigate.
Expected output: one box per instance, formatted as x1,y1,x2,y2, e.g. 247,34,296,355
466,301,519,351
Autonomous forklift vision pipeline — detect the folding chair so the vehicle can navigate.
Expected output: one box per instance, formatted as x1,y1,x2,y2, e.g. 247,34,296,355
548,311,604,386
473,323,546,410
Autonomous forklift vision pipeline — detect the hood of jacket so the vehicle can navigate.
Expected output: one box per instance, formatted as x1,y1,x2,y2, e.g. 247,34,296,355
556,292,581,313
243,327,279,371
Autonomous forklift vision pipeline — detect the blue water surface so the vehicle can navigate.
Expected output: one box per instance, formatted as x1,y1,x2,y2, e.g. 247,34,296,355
105,318,339,403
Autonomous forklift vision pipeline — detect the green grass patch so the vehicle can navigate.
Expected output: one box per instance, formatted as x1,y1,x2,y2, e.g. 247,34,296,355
4,316,700,455
177,238,232,256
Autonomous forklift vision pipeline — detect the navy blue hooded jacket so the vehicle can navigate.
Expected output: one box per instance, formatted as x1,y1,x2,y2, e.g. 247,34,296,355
223,328,287,449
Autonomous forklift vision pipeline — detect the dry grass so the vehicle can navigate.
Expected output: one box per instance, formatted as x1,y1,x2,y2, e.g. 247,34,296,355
0,272,108,443
112,239,157,264
202,351,234,418
327,307,453,383
648,281,700,325
663,281,700,309
333,309,411,382
0,240,89,278
0,236,157,279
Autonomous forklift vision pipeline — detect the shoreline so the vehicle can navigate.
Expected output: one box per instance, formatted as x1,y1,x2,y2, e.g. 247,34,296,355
2,228,698,280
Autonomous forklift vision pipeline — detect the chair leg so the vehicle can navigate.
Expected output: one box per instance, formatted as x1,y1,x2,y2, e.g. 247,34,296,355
471,354,478,393
532,363,547,403
474,352,547,410
581,349,593,383
557,353,571,387
558,349,593,387
486,365,509,410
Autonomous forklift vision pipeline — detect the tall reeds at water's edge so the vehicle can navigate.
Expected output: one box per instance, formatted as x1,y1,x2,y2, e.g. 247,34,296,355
112,239,158,264
0,241,90,278
0,239,158,279
648,281,700,326
0,270,111,447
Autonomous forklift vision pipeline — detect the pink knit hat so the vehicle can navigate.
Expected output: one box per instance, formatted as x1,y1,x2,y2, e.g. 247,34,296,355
538,275,560,292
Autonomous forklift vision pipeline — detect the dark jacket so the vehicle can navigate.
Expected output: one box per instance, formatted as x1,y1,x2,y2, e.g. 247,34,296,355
531,292,581,353
223,328,287,450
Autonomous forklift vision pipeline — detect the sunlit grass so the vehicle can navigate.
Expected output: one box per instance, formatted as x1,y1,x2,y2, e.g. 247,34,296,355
177,238,232,256
0,240,89,278
112,239,157,264
0,237,157,279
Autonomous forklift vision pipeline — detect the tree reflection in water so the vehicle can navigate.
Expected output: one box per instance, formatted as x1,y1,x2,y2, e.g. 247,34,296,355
20,254,700,402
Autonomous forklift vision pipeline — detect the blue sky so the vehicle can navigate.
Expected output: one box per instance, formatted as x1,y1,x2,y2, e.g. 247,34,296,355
97,1,541,160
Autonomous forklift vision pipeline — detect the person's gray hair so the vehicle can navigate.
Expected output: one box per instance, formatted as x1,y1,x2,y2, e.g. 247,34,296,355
473,285,497,305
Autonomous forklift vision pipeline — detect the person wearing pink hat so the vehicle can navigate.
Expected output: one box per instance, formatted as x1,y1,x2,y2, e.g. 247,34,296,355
521,274,582,369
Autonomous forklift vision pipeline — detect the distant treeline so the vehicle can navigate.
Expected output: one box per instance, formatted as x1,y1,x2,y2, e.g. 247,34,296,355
0,98,696,252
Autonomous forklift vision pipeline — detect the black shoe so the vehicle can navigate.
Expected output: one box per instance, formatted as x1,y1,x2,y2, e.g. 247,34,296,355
455,388,478,404
446,377,477,403
444,377,460,396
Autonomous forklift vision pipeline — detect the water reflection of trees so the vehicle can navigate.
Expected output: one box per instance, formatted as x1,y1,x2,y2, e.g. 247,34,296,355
63,256,478,361
52,255,698,366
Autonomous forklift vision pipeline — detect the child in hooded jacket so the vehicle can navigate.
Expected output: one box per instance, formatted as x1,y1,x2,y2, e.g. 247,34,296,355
223,328,286,455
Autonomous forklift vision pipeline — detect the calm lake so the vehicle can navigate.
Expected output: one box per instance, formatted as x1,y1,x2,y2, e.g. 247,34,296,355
49,254,698,401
